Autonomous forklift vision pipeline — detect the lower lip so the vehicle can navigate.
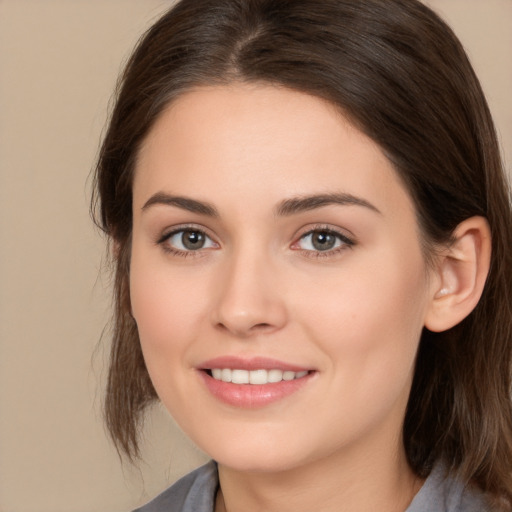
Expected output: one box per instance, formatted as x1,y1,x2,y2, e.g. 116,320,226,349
198,371,314,408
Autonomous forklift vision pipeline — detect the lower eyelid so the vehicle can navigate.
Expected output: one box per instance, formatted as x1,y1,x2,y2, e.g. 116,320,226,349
298,246,350,259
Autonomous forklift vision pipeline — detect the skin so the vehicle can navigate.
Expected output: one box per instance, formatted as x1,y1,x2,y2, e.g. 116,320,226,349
130,84,443,512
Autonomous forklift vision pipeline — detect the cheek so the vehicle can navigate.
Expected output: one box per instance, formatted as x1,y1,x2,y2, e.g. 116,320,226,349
295,248,429,379
129,250,209,367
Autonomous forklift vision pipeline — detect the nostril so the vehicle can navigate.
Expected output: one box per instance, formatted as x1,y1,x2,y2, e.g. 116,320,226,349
214,321,275,337
252,323,272,329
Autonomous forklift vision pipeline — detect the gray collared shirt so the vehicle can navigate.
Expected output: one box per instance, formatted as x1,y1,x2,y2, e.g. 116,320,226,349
134,460,491,512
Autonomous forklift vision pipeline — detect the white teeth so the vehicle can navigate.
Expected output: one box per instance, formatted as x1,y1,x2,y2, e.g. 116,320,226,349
267,369,283,382
249,369,268,385
209,368,309,384
231,369,249,384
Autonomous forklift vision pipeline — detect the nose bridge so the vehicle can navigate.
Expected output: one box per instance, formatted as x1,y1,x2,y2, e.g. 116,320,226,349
212,240,287,336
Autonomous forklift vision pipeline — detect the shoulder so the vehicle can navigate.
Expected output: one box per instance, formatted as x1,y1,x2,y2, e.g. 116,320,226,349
407,464,493,512
133,461,218,512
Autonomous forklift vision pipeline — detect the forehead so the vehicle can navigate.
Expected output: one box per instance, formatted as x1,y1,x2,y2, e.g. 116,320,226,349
133,84,414,222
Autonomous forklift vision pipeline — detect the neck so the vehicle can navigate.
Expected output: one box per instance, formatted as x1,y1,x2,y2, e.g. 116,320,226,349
215,437,422,512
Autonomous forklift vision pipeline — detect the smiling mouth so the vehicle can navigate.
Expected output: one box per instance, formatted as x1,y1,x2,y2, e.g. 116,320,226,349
199,361,315,407
206,368,310,385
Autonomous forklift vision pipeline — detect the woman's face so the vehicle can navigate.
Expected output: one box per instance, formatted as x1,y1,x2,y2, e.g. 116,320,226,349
130,84,438,473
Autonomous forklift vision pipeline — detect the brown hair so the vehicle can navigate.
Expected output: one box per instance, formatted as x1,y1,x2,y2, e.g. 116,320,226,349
92,0,512,506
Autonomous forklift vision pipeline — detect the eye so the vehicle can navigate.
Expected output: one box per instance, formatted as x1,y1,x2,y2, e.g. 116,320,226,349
295,228,354,253
162,228,217,252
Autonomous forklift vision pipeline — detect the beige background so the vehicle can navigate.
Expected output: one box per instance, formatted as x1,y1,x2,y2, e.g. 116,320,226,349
0,1,510,511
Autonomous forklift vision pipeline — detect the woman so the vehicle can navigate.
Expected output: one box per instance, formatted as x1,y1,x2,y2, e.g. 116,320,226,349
92,0,512,510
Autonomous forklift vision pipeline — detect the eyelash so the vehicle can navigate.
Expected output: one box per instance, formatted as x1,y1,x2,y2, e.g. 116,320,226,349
156,224,218,258
156,225,355,259
292,225,355,259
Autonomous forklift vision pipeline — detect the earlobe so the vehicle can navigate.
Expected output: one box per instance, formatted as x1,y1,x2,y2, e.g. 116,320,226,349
424,216,491,333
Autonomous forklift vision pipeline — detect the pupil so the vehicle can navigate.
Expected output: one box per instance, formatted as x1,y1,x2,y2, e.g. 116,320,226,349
312,231,335,251
182,230,204,250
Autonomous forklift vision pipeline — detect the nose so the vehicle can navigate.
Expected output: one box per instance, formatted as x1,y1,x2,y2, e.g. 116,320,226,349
211,248,288,338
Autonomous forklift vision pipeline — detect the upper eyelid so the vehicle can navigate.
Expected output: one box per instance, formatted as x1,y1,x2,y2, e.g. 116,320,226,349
294,224,355,242
296,234,353,249
157,223,216,243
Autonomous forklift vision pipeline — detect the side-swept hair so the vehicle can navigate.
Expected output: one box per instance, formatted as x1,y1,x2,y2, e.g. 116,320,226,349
92,0,512,506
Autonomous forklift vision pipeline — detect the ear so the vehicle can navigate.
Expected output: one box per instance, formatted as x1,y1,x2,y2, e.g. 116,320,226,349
424,216,491,333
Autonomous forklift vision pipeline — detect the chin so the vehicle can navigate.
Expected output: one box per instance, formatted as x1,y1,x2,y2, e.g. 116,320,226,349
214,451,303,474
194,430,319,474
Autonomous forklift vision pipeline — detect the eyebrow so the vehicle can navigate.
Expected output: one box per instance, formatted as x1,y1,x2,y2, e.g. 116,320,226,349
275,193,381,216
141,191,380,217
142,192,219,217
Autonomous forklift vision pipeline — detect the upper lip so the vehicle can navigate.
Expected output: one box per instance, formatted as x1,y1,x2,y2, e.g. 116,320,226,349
199,356,312,372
